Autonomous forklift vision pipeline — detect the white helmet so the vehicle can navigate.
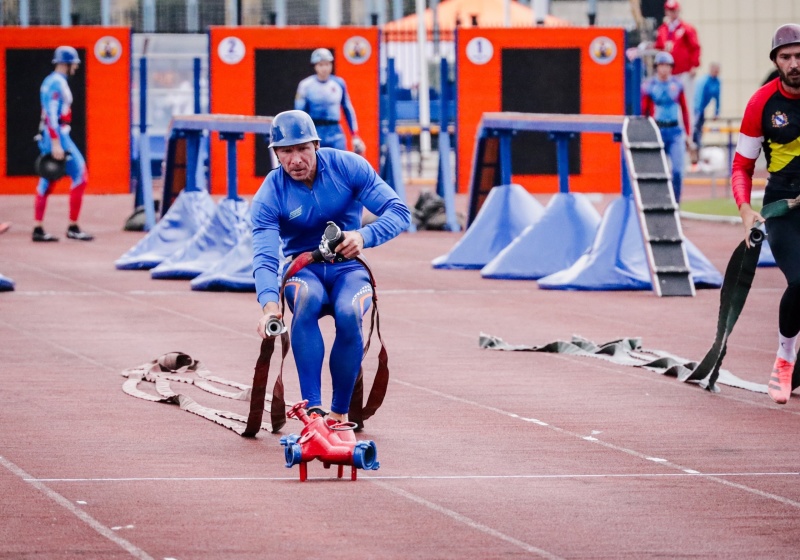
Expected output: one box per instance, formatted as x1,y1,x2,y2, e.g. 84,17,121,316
310,48,334,64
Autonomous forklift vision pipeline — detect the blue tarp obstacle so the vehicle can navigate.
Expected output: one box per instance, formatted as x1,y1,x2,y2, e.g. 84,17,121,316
115,190,216,270
0,273,14,292
116,115,274,291
481,192,602,280
432,184,544,269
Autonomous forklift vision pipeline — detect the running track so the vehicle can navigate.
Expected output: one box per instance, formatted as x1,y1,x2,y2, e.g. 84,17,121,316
1,194,799,559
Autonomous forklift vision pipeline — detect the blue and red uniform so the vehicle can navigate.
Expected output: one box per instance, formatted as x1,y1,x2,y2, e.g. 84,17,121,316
294,75,358,150
36,71,88,222
642,75,691,201
252,148,410,414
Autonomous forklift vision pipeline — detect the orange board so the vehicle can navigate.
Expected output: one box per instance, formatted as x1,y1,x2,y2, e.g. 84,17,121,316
456,27,625,194
208,27,380,196
0,27,130,195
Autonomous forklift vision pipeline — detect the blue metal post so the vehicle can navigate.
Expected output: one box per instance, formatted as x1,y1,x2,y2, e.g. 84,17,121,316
437,58,459,231
220,132,244,200
387,58,397,133
631,57,643,116
139,57,148,135
138,57,155,230
550,132,573,194
193,57,201,114
498,132,513,186
185,132,201,192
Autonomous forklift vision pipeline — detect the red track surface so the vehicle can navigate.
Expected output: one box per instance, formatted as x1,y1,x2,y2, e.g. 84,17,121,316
1,193,799,559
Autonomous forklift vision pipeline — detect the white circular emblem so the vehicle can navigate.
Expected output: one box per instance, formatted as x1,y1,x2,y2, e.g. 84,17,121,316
466,37,494,65
217,36,246,65
94,36,122,64
343,36,371,65
589,36,617,65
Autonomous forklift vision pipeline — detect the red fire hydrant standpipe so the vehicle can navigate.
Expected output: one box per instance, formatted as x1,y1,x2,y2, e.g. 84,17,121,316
280,401,380,481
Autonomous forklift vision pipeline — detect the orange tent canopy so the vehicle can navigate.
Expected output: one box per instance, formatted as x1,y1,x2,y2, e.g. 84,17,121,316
383,0,569,32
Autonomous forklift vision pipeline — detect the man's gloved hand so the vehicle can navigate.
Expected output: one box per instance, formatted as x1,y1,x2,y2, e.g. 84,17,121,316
352,135,366,155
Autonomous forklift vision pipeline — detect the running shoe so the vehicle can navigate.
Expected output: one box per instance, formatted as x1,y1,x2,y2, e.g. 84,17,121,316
768,357,794,404
32,226,58,242
66,224,94,241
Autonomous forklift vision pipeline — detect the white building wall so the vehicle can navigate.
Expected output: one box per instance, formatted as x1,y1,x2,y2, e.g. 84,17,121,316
669,0,800,120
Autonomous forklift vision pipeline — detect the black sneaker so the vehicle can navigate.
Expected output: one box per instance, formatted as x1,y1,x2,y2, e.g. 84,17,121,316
32,226,58,242
306,407,328,419
66,224,94,241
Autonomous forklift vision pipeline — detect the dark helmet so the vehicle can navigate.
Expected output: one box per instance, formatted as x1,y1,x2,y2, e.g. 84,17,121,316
770,24,800,60
269,110,320,148
310,48,334,64
654,51,674,66
34,153,70,181
52,46,81,65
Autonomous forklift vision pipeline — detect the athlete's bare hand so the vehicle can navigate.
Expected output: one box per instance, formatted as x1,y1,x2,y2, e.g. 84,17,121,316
51,139,65,161
337,230,364,259
738,202,764,248
257,302,282,339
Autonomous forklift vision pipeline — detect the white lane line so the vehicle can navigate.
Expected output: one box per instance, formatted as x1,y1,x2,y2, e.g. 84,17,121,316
0,455,155,560
371,480,564,560
392,378,800,508
27,472,800,482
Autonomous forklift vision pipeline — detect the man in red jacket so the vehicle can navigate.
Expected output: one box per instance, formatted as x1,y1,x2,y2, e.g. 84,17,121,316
654,0,701,131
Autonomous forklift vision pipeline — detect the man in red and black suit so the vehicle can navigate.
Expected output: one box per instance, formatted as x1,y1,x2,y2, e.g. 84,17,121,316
731,24,800,405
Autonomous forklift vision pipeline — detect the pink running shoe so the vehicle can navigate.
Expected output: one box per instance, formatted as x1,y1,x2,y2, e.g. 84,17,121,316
768,357,794,405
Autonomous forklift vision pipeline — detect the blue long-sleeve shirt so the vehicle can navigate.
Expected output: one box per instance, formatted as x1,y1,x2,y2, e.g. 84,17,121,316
251,148,410,307
694,74,721,118
295,75,358,133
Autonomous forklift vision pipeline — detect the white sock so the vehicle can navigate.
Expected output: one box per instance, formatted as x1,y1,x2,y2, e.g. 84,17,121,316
777,333,799,362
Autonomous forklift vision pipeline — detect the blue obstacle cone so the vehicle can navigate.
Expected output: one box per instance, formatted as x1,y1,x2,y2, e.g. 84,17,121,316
432,184,545,270
481,192,601,280
151,198,250,280
190,229,256,292
115,190,217,270
0,273,15,292
538,196,722,291
757,238,776,267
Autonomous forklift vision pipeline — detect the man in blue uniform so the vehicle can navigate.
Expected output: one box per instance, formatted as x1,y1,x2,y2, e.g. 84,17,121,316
693,62,721,152
294,48,365,154
642,51,694,202
33,46,93,242
252,110,410,423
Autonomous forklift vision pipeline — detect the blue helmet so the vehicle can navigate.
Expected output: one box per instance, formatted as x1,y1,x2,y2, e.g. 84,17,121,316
53,46,81,65
269,110,320,148
310,48,334,64
654,51,674,66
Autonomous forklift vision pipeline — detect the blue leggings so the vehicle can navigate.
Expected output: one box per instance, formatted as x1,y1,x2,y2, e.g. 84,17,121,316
283,260,372,414
660,125,685,203
37,131,87,194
